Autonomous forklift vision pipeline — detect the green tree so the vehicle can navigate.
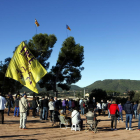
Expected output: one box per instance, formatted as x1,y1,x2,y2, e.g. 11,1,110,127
39,37,84,96
0,58,23,94
89,88,107,102
1,33,57,94
127,90,135,100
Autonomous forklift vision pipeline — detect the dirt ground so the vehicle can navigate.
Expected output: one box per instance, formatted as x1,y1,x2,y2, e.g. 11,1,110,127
0,110,140,140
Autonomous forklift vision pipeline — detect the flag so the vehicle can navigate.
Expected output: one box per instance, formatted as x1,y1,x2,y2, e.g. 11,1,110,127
5,42,47,93
66,25,71,31
35,19,40,27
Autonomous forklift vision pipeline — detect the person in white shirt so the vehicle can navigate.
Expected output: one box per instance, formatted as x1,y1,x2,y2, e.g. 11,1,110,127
0,92,7,124
48,98,55,121
71,107,83,130
97,102,102,116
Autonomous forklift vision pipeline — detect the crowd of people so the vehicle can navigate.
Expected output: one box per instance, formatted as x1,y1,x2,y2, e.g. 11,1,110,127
0,92,140,132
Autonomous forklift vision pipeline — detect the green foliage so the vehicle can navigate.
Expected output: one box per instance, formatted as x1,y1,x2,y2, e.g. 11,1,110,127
86,79,140,93
89,88,107,102
0,58,23,94
39,36,84,95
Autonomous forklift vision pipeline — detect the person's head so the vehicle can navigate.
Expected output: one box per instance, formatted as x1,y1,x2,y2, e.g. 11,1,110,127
23,93,27,98
73,107,78,111
0,92,2,96
127,97,130,102
50,98,53,102
60,110,64,114
89,108,94,112
112,101,116,104
134,102,136,104
119,103,121,105
54,97,57,100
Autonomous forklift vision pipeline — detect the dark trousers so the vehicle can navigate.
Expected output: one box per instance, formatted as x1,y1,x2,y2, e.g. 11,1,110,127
79,119,83,130
32,108,36,117
49,110,53,121
111,115,117,129
0,110,4,124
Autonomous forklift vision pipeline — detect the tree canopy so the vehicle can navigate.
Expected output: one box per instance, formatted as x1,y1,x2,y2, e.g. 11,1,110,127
39,36,84,96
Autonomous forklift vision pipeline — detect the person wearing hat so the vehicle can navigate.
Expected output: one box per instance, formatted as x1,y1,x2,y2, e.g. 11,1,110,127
0,92,7,124
19,93,28,129
60,110,71,126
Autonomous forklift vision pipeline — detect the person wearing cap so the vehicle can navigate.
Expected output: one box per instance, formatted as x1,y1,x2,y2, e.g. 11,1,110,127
0,92,7,124
19,93,28,129
60,110,71,126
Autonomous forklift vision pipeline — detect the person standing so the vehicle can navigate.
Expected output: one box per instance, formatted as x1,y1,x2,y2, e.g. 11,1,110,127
48,98,54,122
133,102,138,119
0,92,7,124
109,101,119,130
124,98,133,131
80,99,85,115
42,96,49,120
32,97,37,118
137,100,140,131
39,96,44,120
54,97,59,111
19,93,28,129
107,101,111,118
7,93,13,116
97,102,102,116
14,95,20,117
62,99,66,114
118,103,123,122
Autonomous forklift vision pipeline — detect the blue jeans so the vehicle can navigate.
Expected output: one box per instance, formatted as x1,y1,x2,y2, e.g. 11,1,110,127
138,114,140,129
134,110,137,119
81,108,84,115
118,112,123,121
42,107,48,120
108,109,110,118
14,107,19,116
126,114,132,128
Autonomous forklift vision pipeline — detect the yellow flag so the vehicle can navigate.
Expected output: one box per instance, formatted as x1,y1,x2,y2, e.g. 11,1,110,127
5,42,47,93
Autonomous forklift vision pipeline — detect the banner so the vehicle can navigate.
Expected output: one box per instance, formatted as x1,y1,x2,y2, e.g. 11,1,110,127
5,42,47,93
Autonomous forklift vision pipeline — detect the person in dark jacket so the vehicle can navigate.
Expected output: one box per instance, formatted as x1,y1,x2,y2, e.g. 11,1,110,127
14,95,20,117
42,96,49,120
124,98,133,130
109,101,119,130
32,97,37,118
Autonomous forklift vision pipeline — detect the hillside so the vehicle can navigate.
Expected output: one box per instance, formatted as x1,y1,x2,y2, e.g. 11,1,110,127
19,84,81,93
86,79,140,93
19,79,140,94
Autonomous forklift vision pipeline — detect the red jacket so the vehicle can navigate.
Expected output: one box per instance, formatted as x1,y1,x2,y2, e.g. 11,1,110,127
109,104,119,115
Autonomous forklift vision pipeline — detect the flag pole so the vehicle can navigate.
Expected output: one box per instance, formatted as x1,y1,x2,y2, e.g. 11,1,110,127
66,28,68,38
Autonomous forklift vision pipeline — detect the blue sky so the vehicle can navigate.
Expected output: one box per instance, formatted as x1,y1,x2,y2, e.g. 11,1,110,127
1,0,140,88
